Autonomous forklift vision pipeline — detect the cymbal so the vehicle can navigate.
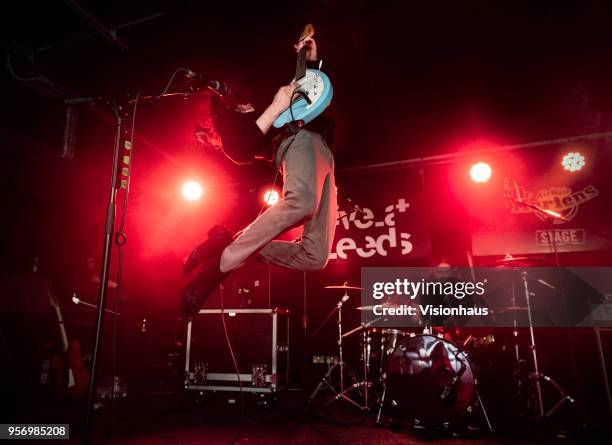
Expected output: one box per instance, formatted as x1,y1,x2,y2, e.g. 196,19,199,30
357,303,401,311
324,284,362,290
494,305,528,313
483,255,545,268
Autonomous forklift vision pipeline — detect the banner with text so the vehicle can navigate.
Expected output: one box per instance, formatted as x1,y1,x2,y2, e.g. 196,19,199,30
330,169,432,264
470,143,612,255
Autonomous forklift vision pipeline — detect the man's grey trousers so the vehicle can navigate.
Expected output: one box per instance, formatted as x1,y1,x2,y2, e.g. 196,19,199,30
220,129,337,273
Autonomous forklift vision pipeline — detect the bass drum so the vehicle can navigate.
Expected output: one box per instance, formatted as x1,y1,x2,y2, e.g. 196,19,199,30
386,334,474,422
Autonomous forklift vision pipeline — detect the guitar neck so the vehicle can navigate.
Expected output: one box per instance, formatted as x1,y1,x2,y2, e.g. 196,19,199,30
295,47,309,81
52,301,70,353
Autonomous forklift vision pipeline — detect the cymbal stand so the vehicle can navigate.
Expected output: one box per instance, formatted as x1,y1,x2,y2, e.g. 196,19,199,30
374,326,395,424
509,277,528,407
331,326,373,410
506,184,576,419
375,332,389,424
307,289,364,412
521,270,574,419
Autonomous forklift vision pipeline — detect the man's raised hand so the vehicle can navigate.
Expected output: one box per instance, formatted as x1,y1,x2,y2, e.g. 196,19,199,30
294,37,317,62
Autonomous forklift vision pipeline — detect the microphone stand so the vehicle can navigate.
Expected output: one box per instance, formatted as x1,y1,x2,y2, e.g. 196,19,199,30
72,88,200,444
81,101,125,444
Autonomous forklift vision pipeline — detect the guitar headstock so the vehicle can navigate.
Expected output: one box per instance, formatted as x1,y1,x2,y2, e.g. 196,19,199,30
298,24,315,44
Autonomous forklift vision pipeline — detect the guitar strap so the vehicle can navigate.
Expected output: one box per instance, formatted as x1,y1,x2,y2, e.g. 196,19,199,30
284,120,305,135
268,119,304,156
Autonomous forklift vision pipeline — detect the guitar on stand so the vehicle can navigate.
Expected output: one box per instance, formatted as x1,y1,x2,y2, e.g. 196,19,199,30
49,292,89,399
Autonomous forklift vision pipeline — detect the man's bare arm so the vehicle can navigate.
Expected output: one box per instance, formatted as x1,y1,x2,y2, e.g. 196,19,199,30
255,82,298,135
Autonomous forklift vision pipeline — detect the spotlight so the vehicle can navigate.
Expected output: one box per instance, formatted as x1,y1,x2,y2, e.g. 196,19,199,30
182,180,203,201
562,152,585,172
470,162,492,183
263,189,280,206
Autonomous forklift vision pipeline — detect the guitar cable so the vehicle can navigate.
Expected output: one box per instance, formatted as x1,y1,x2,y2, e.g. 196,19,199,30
219,134,291,441
289,90,311,124
219,285,245,445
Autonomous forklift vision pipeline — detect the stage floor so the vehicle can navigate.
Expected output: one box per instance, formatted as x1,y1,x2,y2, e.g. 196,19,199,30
108,420,543,445
53,390,587,445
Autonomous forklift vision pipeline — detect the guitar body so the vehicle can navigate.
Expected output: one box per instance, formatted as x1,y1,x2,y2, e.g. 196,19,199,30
272,68,333,128
66,340,89,398
49,340,89,399
49,292,89,399
50,355,66,400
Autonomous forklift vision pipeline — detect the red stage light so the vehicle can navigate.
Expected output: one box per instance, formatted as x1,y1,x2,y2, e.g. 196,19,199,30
470,162,492,183
263,189,280,206
182,180,203,201
561,152,585,172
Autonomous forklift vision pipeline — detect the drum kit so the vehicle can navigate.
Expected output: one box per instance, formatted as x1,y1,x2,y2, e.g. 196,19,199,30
306,257,576,430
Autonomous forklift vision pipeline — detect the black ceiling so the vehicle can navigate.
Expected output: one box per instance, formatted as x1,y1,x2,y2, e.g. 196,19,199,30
3,0,612,169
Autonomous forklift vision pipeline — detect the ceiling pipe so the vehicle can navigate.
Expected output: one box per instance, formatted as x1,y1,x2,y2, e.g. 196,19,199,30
63,0,128,51
35,11,166,53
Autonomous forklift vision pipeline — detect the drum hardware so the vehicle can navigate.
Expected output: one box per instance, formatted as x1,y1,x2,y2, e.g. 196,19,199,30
519,270,575,419
305,252,583,432
374,328,410,425
508,268,524,395
328,327,376,411
341,316,382,339
462,333,495,349
374,381,387,425
442,349,493,433
503,188,582,418
307,283,368,412
484,244,577,421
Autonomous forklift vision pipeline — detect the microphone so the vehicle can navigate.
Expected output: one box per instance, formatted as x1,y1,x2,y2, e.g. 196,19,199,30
182,69,231,96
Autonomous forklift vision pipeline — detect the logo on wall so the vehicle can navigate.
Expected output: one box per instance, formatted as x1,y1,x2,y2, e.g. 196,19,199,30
329,198,414,260
506,182,599,248
508,184,599,224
